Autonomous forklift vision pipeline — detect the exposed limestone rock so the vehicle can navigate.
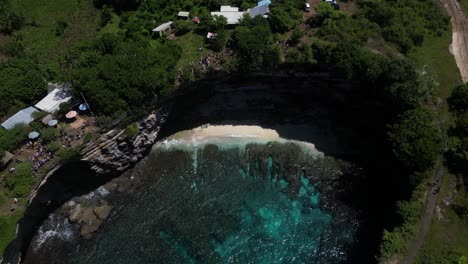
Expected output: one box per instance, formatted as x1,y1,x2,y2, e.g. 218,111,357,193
80,220,103,238
68,204,83,223
81,108,169,175
94,205,113,221
80,207,97,225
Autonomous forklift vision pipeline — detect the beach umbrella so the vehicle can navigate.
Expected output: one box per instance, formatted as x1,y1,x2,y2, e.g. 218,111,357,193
79,104,88,111
65,111,78,119
28,131,40,140
48,119,58,127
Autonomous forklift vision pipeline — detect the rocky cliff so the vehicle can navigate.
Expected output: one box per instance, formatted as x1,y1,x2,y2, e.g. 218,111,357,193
81,108,170,175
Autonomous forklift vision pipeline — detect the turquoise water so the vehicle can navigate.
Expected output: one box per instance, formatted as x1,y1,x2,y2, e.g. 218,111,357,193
68,141,356,264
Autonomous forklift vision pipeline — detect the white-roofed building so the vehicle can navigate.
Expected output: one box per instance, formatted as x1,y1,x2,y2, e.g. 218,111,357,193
34,83,73,113
152,21,174,37
220,6,239,12
178,11,190,19
1,106,39,130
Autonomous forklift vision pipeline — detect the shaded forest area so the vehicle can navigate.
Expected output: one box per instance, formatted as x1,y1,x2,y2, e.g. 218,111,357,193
0,0,464,262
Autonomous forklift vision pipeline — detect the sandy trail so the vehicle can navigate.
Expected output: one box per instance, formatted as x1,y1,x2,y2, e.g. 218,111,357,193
442,0,468,82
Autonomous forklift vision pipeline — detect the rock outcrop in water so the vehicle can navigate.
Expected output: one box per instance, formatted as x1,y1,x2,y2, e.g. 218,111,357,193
81,109,169,175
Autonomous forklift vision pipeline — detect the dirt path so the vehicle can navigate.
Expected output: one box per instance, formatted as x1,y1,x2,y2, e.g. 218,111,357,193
401,164,444,264
441,0,468,82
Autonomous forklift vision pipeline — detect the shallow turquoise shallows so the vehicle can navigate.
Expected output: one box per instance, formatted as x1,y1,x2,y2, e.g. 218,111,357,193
70,140,357,264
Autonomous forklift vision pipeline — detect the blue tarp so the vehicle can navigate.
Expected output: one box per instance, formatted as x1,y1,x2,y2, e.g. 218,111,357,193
249,4,269,17
257,0,271,6
1,106,39,130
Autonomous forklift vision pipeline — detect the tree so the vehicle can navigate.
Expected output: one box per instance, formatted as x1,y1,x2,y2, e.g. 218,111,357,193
210,30,229,52
233,16,278,71
388,108,441,173
449,84,468,113
0,58,47,115
173,20,194,36
268,7,294,33
101,5,113,27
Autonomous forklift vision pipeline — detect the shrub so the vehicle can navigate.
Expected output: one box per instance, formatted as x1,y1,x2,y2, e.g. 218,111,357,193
4,162,35,198
57,102,71,117
83,132,94,144
39,127,58,143
58,148,81,164
55,19,68,36
31,111,48,121
289,29,304,46
47,141,61,153
123,122,139,140
101,5,112,27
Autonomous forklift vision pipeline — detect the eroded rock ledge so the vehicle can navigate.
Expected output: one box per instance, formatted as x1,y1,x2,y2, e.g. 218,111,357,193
81,108,170,175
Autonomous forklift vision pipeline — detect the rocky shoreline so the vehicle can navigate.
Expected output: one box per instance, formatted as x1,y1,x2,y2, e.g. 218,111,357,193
81,108,170,175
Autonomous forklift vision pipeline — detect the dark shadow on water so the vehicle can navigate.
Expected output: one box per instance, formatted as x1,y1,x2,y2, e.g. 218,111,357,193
2,162,113,264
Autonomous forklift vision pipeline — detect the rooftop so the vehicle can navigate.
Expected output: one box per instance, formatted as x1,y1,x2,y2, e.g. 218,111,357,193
34,83,73,113
249,4,269,17
178,11,190,17
211,11,245,24
1,106,39,130
152,21,174,32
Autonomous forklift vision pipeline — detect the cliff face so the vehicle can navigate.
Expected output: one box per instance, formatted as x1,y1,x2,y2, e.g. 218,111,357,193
81,109,170,175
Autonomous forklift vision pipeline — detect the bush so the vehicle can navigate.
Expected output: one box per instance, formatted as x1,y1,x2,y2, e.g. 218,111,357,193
83,132,94,144
289,29,304,46
31,111,48,121
39,127,58,143
57,102,71,117
58,148,81,164
0,124,28,152
123,122,139,140
4,162,35,198
47,141,61,153
173,20,194,36
55,19,68,36
101,5,112,27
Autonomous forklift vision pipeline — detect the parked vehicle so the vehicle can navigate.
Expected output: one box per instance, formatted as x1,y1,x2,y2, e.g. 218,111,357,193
304,3,311,12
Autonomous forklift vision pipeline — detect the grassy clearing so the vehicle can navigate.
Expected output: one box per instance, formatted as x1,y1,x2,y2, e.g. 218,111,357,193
171,31,211,70
409,30,462,100
9,0,100,63
0,210,23,254
415,172,468,263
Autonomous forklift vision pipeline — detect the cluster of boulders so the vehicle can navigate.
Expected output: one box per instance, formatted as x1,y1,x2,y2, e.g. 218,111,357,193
81,110,169,175
64,182,119,238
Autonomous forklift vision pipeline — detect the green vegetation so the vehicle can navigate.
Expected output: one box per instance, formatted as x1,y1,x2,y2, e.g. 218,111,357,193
0,0,465,260
123,122,139,140
416,173,468,263
0,212,23,255
57,147,80,164
4,162,35,198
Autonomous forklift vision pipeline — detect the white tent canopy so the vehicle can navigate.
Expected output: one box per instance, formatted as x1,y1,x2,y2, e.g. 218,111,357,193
1,106,39,130
34,83,72,113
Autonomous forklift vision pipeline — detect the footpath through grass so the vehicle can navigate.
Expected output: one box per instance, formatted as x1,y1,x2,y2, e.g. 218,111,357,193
409,21,468,263
416,172,468,263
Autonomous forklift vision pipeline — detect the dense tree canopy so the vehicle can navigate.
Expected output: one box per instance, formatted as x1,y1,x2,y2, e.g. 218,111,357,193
0,58,47,115
68,36,180,115
388,108,441,173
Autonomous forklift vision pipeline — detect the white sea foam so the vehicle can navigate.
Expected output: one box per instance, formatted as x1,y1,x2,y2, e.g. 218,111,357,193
154,125,323,158
97,186,110,197
33,215,74,251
